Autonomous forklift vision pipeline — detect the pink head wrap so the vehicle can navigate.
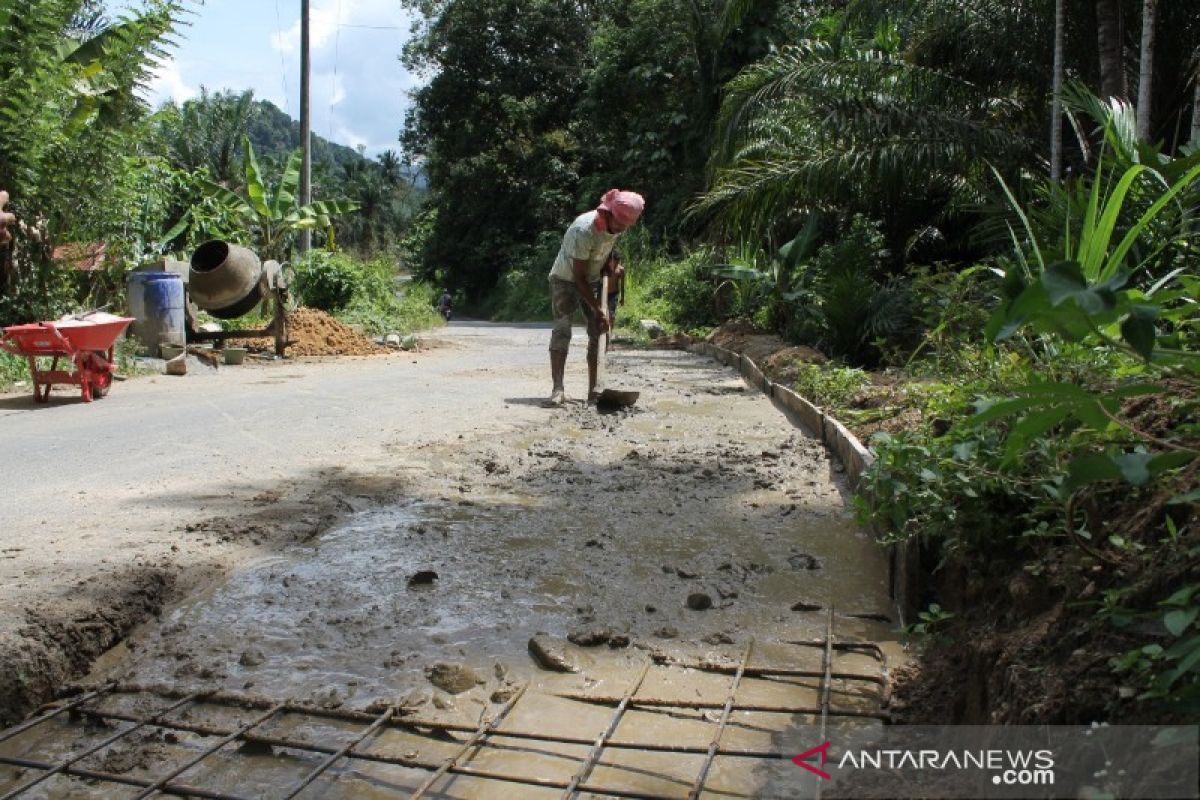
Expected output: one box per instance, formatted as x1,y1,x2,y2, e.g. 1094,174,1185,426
596,189,645,228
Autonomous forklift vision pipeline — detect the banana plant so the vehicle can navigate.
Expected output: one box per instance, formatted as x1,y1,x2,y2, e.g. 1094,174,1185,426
200,137,359,262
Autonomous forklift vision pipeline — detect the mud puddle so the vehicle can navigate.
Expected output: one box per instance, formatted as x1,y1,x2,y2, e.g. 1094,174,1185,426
0,349,902,798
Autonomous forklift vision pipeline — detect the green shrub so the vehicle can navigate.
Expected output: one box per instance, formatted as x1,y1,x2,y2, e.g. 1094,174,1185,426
0,350,27,392
487,268,554,321
621,251,719,335
792,363,868,408
784,216,918,366
339,259,444,336
293,252,357,312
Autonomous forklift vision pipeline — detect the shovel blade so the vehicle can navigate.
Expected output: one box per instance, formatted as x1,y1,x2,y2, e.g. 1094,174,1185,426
597,388,639,409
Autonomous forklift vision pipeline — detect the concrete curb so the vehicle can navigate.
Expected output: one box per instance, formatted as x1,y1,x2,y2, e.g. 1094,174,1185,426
739,354,771,396
771,385,826,445
689,341,915,621
823,415,876,488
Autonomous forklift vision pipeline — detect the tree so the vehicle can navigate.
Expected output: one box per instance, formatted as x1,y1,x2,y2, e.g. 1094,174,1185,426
157,88,255,186
400,0,591,295
1095,0,1126,101
0,0,191,325
1050,0,1066,181
1192,50,1200,146
1135,0,1157,142
576,0,788,238
377,150,402,187
694,9,1036,255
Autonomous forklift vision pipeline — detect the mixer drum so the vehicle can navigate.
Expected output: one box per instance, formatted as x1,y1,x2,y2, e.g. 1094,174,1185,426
189,240,264,319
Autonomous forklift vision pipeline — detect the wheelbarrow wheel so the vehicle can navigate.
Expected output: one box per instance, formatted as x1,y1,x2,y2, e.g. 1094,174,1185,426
83,350,113,400
92,372,112,399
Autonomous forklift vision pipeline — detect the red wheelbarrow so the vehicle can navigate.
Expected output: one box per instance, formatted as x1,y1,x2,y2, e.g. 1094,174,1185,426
1,312,134,403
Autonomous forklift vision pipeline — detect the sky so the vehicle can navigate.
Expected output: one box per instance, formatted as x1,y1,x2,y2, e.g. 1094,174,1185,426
111,0,421,158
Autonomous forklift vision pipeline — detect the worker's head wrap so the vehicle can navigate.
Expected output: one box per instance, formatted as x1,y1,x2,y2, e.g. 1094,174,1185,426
596,189,645,228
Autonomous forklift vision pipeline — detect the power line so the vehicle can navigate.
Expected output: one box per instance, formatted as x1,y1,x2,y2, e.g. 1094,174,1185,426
330,0,343,144
274,0,290,114
336,23,407,30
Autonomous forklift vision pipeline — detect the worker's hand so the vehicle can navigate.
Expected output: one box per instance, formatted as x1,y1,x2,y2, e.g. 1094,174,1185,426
0,191,15,246
596,306,610,333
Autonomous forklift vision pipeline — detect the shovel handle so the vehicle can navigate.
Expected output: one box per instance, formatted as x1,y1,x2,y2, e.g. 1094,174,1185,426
598,274,609,389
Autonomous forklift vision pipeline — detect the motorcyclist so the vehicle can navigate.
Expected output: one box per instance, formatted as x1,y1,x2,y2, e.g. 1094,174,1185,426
436,289,453,321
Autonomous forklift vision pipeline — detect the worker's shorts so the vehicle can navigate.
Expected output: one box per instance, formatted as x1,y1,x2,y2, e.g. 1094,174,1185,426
549,276,601,353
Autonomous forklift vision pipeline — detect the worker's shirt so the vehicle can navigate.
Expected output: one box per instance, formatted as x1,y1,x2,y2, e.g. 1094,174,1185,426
548,211,619,283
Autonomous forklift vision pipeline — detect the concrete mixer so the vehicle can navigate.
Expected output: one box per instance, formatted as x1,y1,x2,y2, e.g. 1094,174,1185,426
184,240,290,356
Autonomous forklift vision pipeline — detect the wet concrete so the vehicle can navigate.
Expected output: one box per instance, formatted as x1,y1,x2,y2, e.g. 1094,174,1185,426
0,336,901,798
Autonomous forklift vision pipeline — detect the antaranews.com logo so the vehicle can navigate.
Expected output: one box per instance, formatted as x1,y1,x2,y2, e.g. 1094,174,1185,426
784,726,1197,799
793,740,1055,787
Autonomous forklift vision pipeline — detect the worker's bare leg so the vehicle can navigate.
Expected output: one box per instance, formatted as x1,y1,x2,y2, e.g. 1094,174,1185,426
551,349,567,391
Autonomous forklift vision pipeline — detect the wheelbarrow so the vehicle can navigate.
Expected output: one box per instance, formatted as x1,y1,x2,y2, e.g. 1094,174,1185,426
1,312,134,403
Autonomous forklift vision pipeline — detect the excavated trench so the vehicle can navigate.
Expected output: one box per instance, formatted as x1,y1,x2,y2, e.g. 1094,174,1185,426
0,346,903,798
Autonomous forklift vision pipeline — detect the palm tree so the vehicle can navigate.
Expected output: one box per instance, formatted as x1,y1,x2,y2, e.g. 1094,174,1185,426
377,150,402,187
1095,0,1126,102
694,19,1034,242
164,88,255,186
1136,0,1158,142
1050,0,1066,181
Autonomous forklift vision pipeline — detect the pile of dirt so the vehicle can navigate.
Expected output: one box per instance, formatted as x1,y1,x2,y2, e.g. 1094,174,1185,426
706,322,827,382
236,307,385,356
703,321,923,439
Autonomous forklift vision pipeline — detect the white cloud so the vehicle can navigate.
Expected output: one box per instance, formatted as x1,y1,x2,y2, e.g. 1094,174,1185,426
144,56,197,105
123,0,419,158
271,0,400,56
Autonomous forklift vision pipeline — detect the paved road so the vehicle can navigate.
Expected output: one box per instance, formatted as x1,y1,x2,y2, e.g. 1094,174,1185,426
0,323,559,630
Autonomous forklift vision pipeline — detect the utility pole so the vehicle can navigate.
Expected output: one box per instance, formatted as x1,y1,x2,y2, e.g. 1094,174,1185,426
299,0,312,256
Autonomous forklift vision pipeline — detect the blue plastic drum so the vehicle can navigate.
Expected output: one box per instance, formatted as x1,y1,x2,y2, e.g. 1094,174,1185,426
127,271,185,356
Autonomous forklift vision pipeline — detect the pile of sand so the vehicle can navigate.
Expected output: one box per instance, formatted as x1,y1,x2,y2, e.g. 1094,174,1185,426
236,307,385,356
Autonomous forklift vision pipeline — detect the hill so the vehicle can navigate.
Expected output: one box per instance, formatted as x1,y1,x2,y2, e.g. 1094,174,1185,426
245,99,370,175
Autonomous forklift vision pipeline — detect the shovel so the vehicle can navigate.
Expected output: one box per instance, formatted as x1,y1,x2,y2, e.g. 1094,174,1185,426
594,273,639,410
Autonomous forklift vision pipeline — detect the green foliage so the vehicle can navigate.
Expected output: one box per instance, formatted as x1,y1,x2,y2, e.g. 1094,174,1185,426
903,603,956,638
784,215,918,365
1109,585,1200,711
340,270,444,337
480,268,554,322
857,421,1064,558
988,161,1200,370
0,349,27,390
194,138,360,262
622,251,722,334
400,0,590,297
791,363,867,408
0,0,190,326
293,252,357,312
974,126,1200,501
154,88,255,186
709,214,821,322
577,0,788,235
694,14,1034,251
288,252,443,336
